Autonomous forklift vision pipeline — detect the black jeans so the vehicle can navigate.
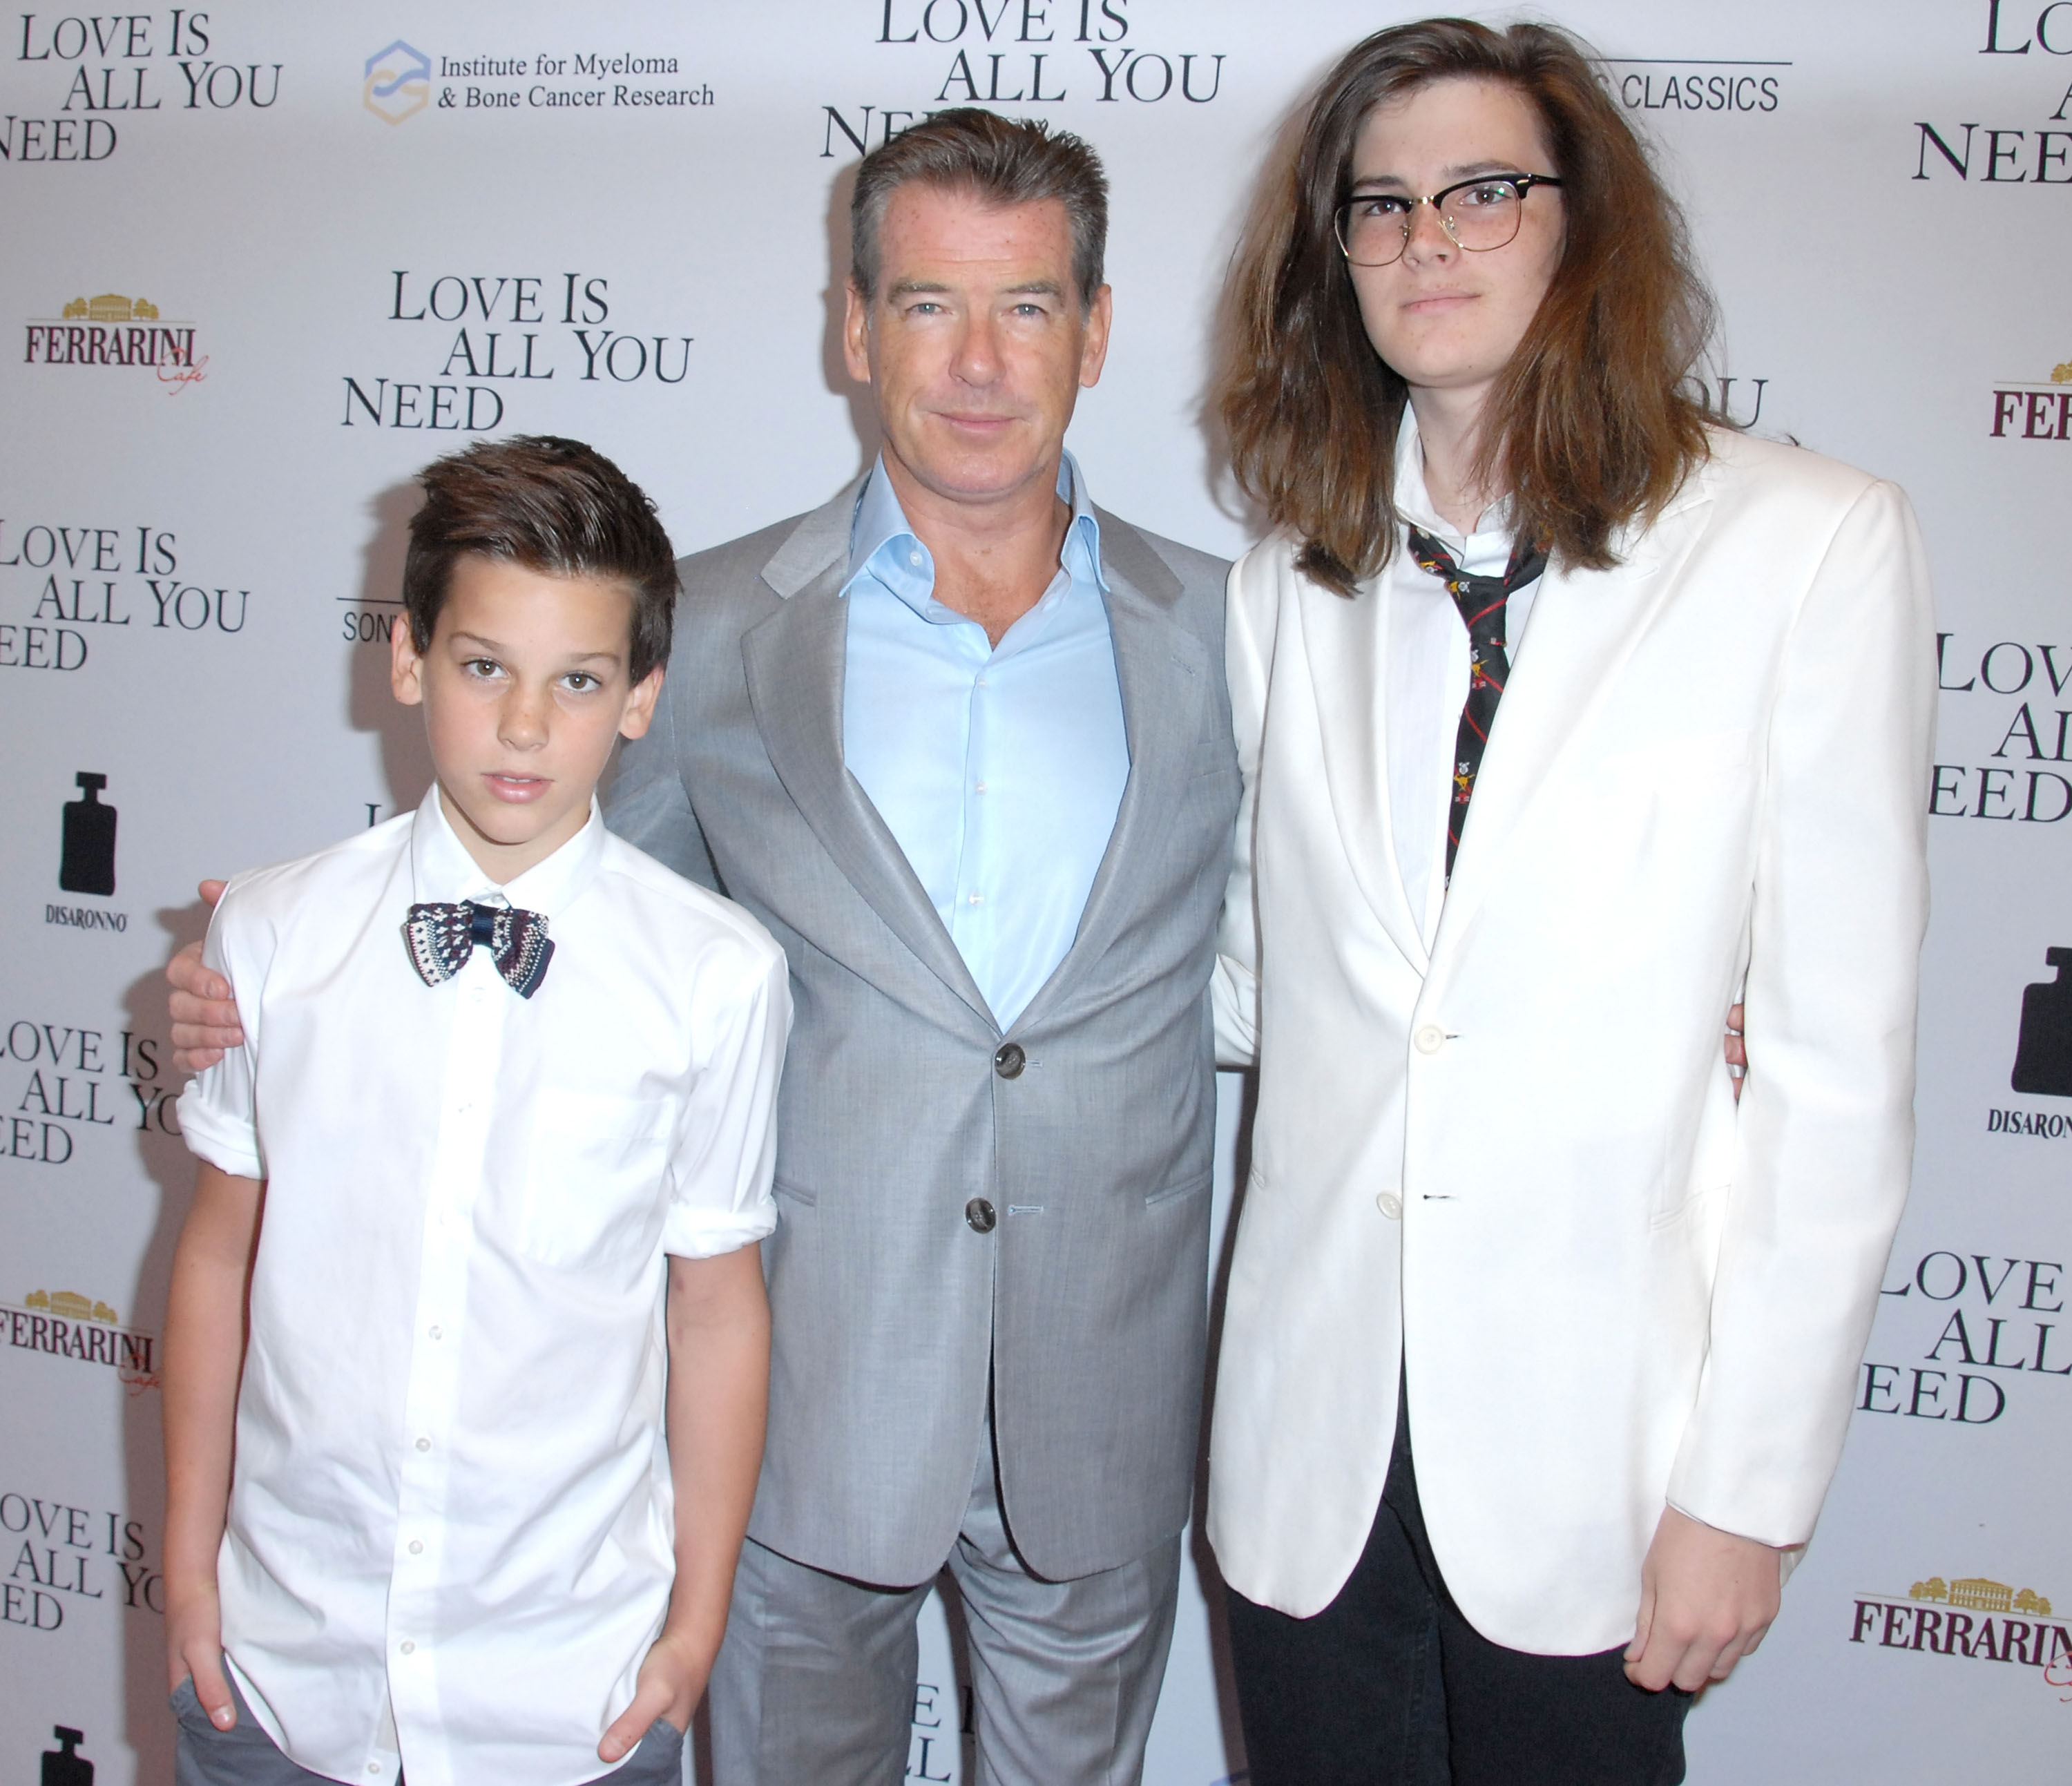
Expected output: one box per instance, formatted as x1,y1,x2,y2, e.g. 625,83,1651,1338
1227,1393,1690,1786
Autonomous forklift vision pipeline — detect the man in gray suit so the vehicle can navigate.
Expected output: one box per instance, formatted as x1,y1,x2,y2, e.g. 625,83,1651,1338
620,111,1236,1783
171,109,1234,1785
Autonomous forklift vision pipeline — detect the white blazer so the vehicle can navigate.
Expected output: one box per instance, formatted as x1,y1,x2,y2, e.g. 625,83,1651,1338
1206,428,1935,1653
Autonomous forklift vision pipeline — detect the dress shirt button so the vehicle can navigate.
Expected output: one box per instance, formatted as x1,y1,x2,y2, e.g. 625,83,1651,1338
369,1765,383,1774
428,1325,442,1341
1376,1192,1403,1220
966,1198,997,1234
415,1437,431,1452
399,1640,416,1655
407,1539,423,1555
975,781,987,794
994,1042,1025,1079
967,892,984,906
1413,1024,1446,1055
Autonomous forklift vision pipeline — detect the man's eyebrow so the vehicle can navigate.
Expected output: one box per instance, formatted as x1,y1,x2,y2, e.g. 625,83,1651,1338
887,278,952,297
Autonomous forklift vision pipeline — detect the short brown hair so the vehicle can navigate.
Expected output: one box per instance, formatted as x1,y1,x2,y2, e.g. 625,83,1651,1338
401,435,677,682
850,108,1108,308
1219,18,1715,595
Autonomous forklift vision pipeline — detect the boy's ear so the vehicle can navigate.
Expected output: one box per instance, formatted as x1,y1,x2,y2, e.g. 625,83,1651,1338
390,615,426,707
619,666,665,741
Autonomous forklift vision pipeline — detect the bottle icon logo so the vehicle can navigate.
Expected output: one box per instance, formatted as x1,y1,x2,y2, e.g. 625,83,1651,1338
43,1725,95,1786
2011,948,2072,1099
59,773,117,897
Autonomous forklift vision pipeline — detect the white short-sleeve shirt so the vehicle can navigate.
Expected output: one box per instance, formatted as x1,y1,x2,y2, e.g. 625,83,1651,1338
178,789,790,1786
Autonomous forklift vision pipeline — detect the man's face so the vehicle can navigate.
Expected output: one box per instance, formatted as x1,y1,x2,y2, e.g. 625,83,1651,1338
845,184,1111,510
391,553,661,883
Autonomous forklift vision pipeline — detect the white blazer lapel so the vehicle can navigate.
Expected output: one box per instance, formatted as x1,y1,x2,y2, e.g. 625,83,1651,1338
1432,481,1718,961
1296,568,1432,975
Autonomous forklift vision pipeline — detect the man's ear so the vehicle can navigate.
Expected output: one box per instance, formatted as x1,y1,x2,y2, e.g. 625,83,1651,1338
842,280,874,385
1079,283,1113,390
620,666,664,741
390,614,426,707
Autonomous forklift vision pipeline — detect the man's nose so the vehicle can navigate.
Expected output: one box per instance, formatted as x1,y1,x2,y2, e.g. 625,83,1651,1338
952,313,1004,383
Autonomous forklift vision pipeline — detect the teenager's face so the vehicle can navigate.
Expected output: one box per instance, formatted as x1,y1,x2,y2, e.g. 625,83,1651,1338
1344,77,1566,411
392,555,661,883
845,184,1111,512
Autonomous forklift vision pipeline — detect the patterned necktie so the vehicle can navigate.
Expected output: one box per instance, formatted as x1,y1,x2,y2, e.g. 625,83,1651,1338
402,901,555,999
1406,526,1548,880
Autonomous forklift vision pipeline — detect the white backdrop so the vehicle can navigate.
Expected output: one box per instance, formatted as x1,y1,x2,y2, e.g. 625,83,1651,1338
4,3,2069,1780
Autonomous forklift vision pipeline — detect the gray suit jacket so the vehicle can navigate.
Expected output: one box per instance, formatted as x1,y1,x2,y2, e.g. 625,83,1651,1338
605,479,1236,1585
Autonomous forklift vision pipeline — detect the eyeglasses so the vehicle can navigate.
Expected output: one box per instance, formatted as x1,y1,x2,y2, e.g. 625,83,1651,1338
1334,173,1564,267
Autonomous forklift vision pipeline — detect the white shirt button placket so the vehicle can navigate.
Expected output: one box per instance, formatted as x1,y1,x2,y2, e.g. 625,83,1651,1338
385,944,506,1757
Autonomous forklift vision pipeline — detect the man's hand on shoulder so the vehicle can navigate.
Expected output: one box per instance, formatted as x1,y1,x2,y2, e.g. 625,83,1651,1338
170,881,244,1071
1624,1504,1783,1693
597,1625,702,1762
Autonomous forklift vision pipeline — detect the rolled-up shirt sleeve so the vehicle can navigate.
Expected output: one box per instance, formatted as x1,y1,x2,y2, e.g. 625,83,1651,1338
660,937,792,1259
175,876,268,1182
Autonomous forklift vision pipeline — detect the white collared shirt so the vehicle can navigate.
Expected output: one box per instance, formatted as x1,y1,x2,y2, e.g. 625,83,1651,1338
178,790,789,1786
1385,410,1542,947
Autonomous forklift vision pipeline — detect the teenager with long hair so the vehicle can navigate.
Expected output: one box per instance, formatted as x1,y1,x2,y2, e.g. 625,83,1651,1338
1207,21,1933,1784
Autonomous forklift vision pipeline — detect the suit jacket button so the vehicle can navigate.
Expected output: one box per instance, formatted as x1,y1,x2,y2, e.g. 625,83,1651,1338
994,1042,1026,1079
1376,1192,1403,1219
966,1198,997,1233
1413,1024,1446,1055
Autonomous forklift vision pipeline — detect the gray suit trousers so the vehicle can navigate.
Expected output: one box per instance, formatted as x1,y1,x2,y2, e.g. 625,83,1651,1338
708,1406,1182,1786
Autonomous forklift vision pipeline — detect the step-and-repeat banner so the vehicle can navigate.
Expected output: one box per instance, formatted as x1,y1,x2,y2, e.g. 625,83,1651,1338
3,2,2067,1780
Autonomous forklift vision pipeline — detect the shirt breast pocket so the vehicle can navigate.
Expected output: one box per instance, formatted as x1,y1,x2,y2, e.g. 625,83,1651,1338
519,1090,674,1271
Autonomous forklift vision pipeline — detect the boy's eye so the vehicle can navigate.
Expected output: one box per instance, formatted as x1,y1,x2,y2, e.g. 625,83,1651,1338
462,657,503,679
563,672,599,692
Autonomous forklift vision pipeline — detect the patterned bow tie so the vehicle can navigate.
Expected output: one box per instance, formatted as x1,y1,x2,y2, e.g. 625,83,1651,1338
402,901,555,999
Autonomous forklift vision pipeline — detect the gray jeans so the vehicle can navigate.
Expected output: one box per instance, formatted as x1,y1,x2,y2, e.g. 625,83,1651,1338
171,1673,685,1786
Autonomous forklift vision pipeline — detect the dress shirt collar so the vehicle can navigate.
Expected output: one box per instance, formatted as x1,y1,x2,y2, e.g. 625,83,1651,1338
1392,406,1517,557
842,450,1107,622
407,785,606,921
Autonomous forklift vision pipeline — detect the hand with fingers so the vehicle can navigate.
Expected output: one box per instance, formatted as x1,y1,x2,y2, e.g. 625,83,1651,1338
597,1628,701,1763
169,881,242,1072
1623,1505,1783,1693
166,1575,238,1731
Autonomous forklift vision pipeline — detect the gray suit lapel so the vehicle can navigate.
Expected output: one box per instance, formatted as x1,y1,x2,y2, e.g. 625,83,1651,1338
739,494,995,1028
1013,513,1207,1033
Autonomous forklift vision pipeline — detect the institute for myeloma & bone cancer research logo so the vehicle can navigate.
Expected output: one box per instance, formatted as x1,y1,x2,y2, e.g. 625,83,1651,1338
364,41,431,124
23,293,204,390
1850,1573,2072,1699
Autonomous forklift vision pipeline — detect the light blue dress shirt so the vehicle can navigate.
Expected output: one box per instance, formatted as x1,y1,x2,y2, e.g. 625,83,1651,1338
841,453,1128,1029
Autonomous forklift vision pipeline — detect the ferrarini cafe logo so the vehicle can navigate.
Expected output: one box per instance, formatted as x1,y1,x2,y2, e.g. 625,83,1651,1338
23,293,204,390
1991,356,2072,441
1851,1572,2072,1698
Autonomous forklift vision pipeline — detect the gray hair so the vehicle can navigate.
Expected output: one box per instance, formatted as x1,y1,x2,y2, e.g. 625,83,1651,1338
850,108,1109,310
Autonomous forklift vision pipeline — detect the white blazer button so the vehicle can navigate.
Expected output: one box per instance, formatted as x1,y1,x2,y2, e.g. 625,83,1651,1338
1376,1192,1403,1219
1413,1024,1446,1054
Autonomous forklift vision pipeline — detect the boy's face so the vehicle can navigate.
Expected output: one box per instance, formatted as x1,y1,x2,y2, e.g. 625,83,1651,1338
391,554,661,883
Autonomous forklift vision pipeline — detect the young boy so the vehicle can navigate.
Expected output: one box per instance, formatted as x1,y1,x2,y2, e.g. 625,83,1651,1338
162,436,789,1786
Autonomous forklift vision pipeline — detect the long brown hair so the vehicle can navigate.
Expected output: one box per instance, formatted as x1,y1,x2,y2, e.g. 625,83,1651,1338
1219,18,1714,595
